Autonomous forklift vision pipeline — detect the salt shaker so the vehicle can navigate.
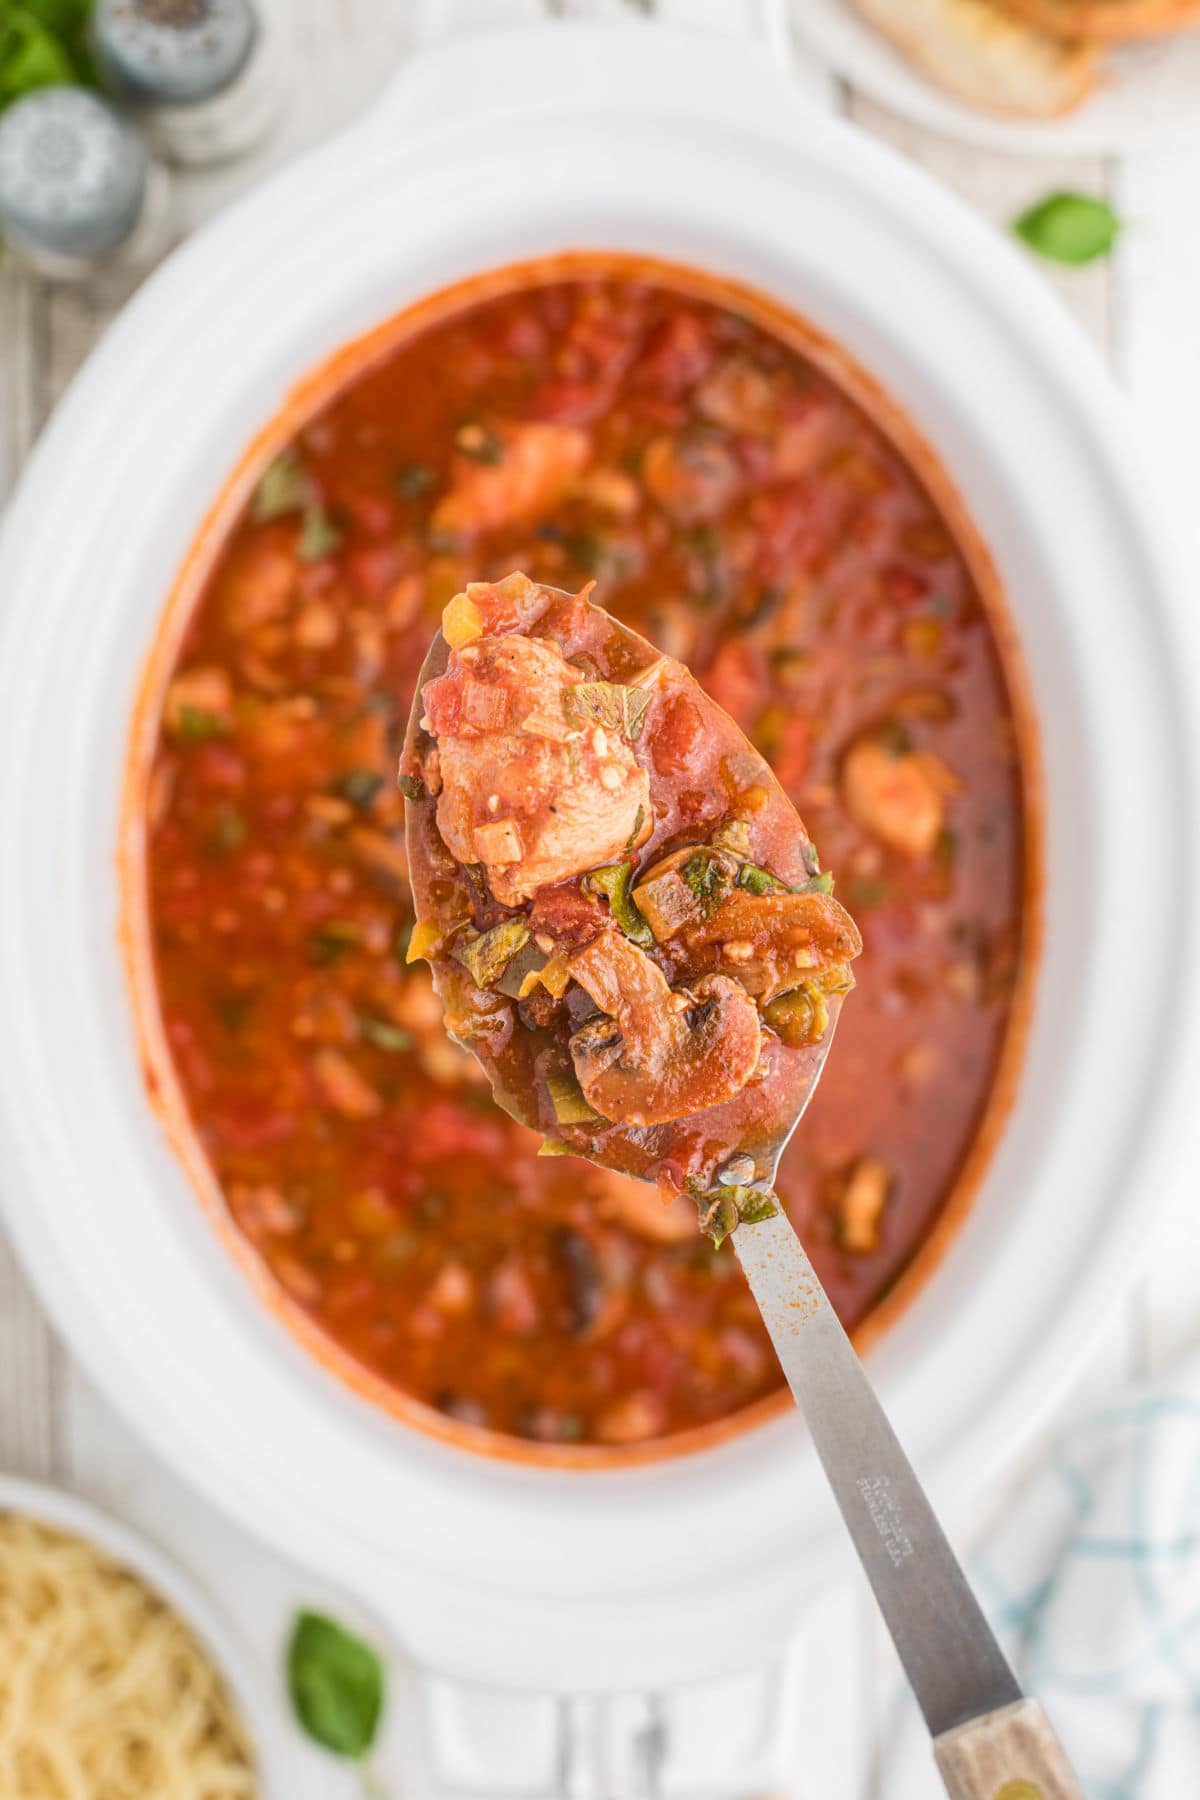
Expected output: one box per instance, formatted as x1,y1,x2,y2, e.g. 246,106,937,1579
0,87,171,281
92,0,285,167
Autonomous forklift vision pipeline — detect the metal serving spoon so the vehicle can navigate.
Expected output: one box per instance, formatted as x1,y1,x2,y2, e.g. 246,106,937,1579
404,603,1083,1800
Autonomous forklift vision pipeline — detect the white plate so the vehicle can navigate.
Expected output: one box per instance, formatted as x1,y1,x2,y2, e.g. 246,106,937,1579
0,1476,296,1794
787,0,1200,155
0,23,1195,1692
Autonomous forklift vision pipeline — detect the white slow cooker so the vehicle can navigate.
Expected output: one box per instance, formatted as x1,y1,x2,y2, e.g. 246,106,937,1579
0,24,1193,1692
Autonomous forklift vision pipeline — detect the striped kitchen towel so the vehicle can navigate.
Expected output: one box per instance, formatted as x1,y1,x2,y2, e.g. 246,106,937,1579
884,1356,1200,1797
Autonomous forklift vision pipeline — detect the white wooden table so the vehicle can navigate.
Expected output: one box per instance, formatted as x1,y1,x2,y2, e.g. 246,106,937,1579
2,4,1198,1794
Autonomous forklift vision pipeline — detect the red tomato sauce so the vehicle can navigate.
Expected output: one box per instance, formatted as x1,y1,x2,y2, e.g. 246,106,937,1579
141,264,1029,1451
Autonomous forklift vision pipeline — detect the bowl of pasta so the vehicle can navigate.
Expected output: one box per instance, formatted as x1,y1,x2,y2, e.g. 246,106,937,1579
0,1475,293,1796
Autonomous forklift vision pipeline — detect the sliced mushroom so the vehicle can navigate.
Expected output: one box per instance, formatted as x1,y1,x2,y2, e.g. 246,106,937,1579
565,931,761,1127
681,887,862,1004
632,844,861,1006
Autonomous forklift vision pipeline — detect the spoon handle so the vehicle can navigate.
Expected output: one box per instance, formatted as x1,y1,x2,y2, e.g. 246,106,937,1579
933,1698,1084,1798
732,1209,1081,1792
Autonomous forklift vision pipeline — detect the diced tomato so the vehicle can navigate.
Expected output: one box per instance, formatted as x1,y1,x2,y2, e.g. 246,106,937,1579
209,1100,297,1152
649,693,706,777
346,544,401,599
701,639,762,730
525,379,611,426
633,311,714,395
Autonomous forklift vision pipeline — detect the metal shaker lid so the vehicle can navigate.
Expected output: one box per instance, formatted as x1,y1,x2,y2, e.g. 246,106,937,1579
0,87,149,262
93,0,258,106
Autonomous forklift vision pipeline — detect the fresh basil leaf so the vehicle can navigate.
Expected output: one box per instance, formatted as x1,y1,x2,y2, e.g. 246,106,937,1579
0,10,73,105
1013,193,1121,267
286,1611,384,1760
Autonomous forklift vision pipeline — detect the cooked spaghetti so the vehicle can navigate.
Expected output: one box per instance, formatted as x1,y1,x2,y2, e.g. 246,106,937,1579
0,1512,259,1799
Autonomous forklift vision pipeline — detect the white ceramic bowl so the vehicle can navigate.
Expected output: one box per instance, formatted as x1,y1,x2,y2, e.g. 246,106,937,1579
0,1476,295,1792
0,24,1194,1692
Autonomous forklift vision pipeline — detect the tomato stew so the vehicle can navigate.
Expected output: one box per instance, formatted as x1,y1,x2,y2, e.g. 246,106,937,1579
142,261,1028,1452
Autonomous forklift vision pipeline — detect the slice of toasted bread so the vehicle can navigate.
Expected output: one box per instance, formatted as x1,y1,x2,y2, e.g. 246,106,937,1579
1001,0,1200,41
850,0,1100,115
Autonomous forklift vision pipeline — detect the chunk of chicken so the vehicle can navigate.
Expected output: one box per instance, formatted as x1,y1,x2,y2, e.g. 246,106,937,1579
422,633,650,906
566,931,761,1127
841,736,959,859
833,1156,891,1254
431,420,590,537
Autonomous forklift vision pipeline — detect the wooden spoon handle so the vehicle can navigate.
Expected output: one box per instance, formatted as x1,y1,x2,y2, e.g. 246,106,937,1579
933,1698,1085,1800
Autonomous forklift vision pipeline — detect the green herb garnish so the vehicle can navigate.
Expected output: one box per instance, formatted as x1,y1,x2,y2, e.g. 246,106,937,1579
397,771,425,802
710,818,751,856
206,805,245,857
734,1187,780,1226
563,681,651,742
297,506,342,564
680,849,732,915
582,861,653,947
801,870,835,895
251,450,310,521
286,1611,384,1761
453,919,531,989
331,768,384,810
311,920,360,964
358,1016,413,1053
395,461,435,499
173,705,227,744
1013,192,1121,267
623,803,646,856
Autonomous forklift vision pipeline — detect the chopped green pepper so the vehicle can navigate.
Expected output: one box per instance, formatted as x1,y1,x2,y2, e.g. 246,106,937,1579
544,1070,601,1127
582,861,653,947
763,982,829,1047
737,862,790,896
453,920,531,989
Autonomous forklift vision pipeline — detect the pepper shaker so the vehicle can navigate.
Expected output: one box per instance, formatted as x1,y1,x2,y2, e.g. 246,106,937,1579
0,87,171,281
92,0,285,167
